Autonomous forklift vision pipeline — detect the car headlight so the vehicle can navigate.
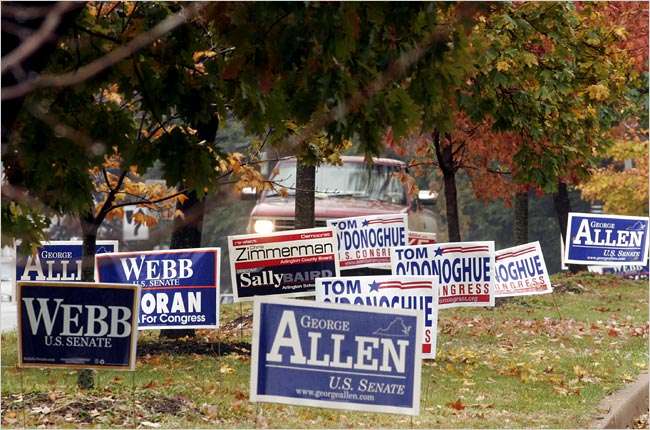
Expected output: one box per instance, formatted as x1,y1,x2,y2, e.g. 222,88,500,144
253,219,274,234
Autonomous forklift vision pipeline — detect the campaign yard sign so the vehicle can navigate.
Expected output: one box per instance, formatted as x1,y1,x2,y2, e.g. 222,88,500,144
565,213,649,265
408,231,437,246
17,281,138,370
96,248,219,329
327,213,407,270
228,228,339,301
493,242,552,298
250,297,422,415
316,276,439,359
16,240,118,282
391,241,495,308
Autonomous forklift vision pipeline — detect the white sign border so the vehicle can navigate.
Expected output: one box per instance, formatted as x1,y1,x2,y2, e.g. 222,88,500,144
249,296,423,416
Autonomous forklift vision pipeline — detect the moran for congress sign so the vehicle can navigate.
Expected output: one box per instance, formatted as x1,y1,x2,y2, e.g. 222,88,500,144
327,213,407,270
16,240,118,282
391,241,495,308
564,213,649,265
96,248,219,329
17,281,138,370
250,298,422,415
493,242,552,298
316,276,439,359
229,228,339,301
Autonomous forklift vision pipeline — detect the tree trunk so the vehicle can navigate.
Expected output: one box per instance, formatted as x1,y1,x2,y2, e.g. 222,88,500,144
553,181,584,273
77,213,99,389
160,191,205,339
433,131,461,242
294,160,316,230
513,190,529,245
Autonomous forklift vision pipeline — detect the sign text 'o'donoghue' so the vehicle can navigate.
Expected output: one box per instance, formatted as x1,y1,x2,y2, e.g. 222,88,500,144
250,297,423,415
17,240,118,282
95,248,219,329
493,241,552,298
327,213,407,270
316,275,439,359
228,228,339,301
564,212,650,265
17,281,139,370
391,241,495,308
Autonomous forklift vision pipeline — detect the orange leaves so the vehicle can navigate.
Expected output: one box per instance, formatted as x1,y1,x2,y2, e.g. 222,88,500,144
447,399,466,411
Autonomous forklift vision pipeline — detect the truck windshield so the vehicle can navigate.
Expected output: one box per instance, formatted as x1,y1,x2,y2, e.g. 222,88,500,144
266,161,407,205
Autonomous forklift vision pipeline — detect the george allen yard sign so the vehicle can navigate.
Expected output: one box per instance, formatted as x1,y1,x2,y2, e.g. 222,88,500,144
391,241,495,308
96,248,219,329
327,213,407,270
250,297,422,415
229,228,339,301
17,281,139,370
564,213,649,265
316,275,439,358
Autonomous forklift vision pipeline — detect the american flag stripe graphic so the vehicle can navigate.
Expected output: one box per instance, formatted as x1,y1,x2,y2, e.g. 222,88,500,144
365,217,404,225
377,280,432,289
441,245,489,253
495,246,536,261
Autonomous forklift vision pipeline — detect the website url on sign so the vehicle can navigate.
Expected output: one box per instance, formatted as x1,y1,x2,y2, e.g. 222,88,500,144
295,388,374,402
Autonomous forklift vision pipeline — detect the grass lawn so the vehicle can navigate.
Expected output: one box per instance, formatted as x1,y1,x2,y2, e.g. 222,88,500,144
1,272,648,428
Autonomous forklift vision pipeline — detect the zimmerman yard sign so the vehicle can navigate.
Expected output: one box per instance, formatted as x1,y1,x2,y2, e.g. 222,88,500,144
17,281,139,370
228,228,339,301
391,241,495,308
96,248,219,329
493,241,552,297
327,213,407,270
250,297,422,415
316,276,439,358
564,213,649,265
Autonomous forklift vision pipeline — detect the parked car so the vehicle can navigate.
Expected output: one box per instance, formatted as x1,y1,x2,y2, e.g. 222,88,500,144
244,156,438,234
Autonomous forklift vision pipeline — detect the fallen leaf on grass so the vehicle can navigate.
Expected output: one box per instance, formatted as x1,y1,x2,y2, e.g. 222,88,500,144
447,399,465,411
143,380,158,389
220,365,235,374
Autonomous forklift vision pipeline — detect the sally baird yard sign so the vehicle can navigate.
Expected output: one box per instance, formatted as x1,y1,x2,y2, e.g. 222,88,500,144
17,281,138,370
565,213,649,265
228,228,339,301
391,241,495,308
316,276,439,358
250,297,422,415
493,241,552,297
96,248,219,329
327,213,407,270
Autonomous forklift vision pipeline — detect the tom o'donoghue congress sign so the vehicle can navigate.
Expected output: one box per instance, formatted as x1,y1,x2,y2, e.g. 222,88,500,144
391,241,495,308
316,275,439,358
494,241,552,297
250,297,422,415
17,281,139,370
564,213,649,265
229,228,339,301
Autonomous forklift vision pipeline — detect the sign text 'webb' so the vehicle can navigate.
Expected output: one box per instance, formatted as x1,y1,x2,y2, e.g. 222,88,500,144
251,298,422,415
96,248,219,329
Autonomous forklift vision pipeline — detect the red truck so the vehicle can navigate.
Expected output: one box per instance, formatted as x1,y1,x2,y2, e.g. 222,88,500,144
244,156,439,237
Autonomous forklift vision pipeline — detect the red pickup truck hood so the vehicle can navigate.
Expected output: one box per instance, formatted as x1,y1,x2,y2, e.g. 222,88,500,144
250,196,408,219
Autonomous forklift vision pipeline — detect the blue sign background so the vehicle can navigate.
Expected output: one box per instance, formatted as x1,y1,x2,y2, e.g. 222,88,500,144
18,282,137,369
565,213,649,265
251,299,421,415
96,249,219,329
16,241,118,282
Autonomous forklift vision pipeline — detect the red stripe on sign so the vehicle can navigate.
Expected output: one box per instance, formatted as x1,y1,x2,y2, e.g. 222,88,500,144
379,284,432,290
340,257,389,267
380,280,433,285
231,231,332,246
234,254,335,269
422,344,432,354
495,247,536,261
442,246,488,253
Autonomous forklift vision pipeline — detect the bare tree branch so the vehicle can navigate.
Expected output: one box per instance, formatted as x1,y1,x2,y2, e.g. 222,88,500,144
1,2,80,75
2,2,207,100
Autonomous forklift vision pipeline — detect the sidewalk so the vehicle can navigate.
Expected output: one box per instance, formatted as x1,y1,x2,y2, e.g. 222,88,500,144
1,302,17,333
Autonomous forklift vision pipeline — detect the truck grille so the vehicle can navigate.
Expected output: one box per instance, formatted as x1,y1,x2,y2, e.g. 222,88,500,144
274,219,327,231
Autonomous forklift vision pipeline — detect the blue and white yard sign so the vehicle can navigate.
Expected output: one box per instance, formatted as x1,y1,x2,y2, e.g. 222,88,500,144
494,241,552,298
16,240,118,282
316,276,438,359
17,281,139,370
327,213,407,270
564,213,649,265
95,248,219,329
250,297,422,415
